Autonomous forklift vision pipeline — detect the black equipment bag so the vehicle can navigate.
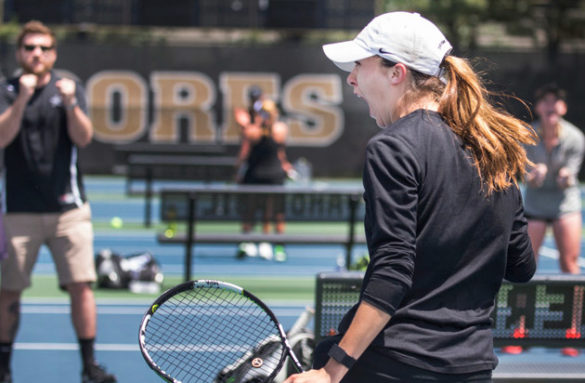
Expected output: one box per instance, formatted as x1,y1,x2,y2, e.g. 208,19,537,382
96,249,163,289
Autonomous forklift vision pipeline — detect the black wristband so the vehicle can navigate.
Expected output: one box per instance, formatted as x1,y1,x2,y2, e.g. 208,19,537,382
328,343,356,369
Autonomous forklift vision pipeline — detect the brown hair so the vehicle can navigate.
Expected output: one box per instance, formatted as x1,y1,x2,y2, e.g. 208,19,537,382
17,20,56,48
260,99,279,121
440,56,537,194
395,56,536,195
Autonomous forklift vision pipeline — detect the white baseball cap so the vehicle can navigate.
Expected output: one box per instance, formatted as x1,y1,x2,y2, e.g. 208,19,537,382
322,12,452,77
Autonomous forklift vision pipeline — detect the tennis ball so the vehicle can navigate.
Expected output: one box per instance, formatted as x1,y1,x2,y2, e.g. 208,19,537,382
110,216,123,229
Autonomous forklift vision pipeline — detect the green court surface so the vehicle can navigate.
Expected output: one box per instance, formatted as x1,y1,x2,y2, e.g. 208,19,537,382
24,274,316,303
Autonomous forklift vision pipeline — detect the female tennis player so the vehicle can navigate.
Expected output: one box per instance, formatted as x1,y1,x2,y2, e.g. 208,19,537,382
285,11,537,383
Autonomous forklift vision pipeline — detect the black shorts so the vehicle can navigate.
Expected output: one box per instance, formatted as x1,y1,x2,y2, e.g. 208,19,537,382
313,335,492,383
239,176,286,226
524,214,555,224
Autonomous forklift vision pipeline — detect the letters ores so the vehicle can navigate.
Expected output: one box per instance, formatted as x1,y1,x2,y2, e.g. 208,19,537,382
85,71,343,146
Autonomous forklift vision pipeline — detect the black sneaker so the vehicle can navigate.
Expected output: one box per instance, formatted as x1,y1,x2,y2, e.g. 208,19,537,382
82,363,117,383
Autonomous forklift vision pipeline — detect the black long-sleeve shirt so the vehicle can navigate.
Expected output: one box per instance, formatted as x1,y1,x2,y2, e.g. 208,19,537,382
339,110,535,374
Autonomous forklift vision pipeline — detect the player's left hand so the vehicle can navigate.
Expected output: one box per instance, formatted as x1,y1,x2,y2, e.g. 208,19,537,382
286,168,299,181
527,163,547,188
557,167,574,189
55,78,77,107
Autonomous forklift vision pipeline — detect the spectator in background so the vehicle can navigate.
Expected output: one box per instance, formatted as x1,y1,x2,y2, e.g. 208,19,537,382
0,21,116,383
234,85,265,183
235,99,295,262
524,84,584,274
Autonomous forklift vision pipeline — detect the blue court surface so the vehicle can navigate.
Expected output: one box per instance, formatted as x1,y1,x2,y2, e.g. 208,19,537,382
7,176,585,382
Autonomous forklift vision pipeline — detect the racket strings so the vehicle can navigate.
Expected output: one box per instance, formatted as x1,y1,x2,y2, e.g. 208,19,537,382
143,286,285,383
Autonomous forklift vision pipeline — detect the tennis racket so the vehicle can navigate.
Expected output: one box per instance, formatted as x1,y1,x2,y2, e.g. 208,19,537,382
138,279,304,383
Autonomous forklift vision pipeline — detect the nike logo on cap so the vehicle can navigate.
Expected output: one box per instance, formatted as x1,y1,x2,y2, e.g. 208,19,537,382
378,48,391,54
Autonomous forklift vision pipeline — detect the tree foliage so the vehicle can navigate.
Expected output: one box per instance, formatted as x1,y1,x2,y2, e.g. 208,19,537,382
380,0,585,58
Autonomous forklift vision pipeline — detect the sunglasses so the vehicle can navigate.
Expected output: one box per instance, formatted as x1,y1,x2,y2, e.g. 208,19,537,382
22,44,54,52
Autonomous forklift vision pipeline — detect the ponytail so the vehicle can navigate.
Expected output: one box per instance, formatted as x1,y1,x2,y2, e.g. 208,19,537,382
438,56,536,194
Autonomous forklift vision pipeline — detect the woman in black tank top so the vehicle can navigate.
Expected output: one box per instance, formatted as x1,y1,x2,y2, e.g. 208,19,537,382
235,99,293,261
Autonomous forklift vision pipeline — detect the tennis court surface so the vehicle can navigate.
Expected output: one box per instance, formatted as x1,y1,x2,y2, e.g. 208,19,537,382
8,176,585,382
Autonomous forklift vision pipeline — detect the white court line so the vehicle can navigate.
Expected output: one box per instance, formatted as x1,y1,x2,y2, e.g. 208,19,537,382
20,303,306,316
15,342,273,352
540,246,585,268
22,297,312,307
14,343,138,351
32,263,329,274
21,306,146,315
23,297,156,305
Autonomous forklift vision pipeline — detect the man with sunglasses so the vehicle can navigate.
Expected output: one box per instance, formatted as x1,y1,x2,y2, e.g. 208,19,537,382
0,21,116,383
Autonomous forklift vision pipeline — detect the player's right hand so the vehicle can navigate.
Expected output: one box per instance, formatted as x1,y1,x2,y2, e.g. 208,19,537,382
19,74,37,99
527,163,547,188
234,107,251,127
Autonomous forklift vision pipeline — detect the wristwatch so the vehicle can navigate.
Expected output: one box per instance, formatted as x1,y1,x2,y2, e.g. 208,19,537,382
328,343,357,369
66,98,78,110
